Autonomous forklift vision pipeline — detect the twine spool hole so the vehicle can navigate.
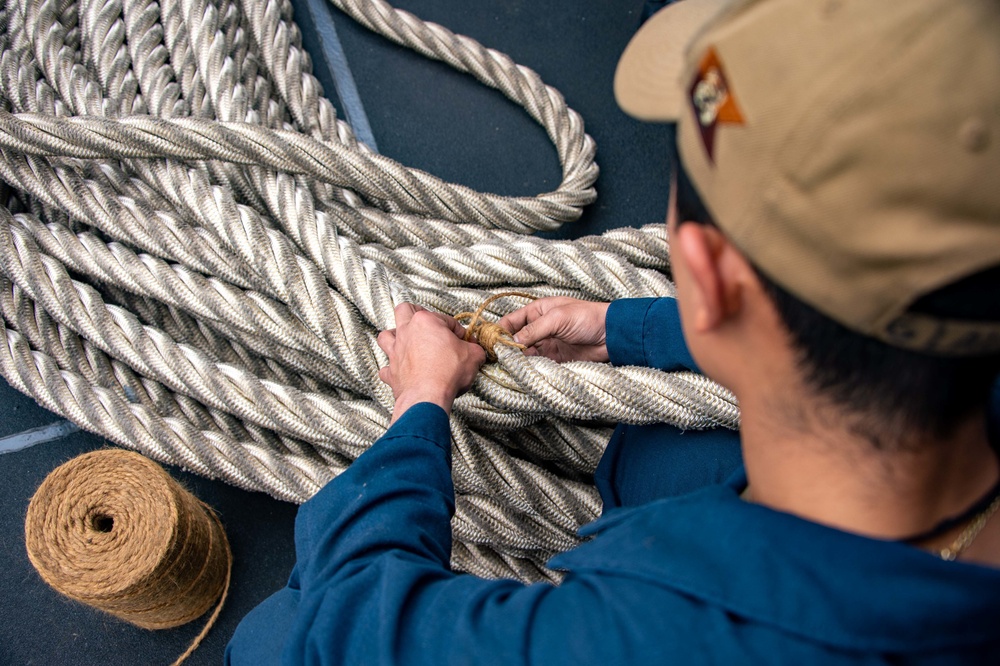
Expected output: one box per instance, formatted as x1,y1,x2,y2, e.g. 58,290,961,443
91,514,114,532
25,449,232,665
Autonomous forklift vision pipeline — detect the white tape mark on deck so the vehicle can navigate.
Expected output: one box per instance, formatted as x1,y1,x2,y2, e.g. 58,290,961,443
0,420,79,454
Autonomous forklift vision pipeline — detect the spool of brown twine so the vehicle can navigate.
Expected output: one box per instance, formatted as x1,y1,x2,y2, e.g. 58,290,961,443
24,449,232,666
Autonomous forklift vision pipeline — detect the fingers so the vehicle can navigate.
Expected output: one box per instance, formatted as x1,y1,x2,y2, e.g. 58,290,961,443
394,303,471,339
376,328,395,354
392,302,421,327
497,306,532,336
497,297,560,335
512,311,566,348
377,330,396,387
378,305,488,414
438,312,469,338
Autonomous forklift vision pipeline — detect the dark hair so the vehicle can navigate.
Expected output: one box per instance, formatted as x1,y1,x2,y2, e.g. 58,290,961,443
757,273,1000,445
670,148,1000,446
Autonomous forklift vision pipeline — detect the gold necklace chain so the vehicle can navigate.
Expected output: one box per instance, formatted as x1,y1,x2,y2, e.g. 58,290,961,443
938,496,1000,561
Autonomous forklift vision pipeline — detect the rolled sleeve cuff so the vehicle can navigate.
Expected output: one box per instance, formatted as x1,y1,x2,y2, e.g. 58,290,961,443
381,401,452,451
606,298,698,372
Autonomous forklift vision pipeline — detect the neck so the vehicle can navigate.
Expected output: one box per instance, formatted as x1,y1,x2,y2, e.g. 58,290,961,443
739,390,998,557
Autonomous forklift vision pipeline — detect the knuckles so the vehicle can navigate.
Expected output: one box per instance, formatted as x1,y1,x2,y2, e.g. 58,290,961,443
409,310,440,327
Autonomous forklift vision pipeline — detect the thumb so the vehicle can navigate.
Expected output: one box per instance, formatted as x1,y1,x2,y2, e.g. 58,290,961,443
393,302,419,327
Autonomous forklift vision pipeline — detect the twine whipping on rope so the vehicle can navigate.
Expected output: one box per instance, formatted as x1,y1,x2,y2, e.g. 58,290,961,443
456,292,534,361
24,449,232,665
0,0,740,582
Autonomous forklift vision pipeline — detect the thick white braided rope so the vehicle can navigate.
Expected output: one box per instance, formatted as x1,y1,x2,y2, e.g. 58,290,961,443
0,0,739,582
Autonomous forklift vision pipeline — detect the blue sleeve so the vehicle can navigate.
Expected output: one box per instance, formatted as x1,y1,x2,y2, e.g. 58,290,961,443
595,422,742,509
598,298,741,510
228,402,590,665
605,297,698,371
289,402,455,587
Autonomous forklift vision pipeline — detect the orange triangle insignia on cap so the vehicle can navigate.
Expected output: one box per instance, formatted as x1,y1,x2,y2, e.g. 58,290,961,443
689,47,744,163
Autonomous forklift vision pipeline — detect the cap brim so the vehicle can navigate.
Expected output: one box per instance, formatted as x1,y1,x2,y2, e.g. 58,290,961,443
615,0,730,122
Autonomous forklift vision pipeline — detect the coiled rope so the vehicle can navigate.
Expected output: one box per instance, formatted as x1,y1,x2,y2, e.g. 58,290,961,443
0,0,739,582
24,449,231,665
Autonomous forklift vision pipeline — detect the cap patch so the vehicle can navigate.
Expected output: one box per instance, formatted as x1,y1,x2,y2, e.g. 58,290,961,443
689,47,744,162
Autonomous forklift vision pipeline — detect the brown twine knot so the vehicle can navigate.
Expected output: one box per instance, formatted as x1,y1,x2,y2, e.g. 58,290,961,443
24,449,232,666
455,292,536,361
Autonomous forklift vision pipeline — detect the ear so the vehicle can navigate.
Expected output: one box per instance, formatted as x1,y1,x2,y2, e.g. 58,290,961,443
675,224,744,332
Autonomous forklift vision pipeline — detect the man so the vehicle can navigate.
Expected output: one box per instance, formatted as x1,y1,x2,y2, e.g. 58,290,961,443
228,0,1000,662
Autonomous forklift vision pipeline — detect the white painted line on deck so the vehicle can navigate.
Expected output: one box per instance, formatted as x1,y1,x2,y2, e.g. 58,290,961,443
0,420,79,454
304,0,379,152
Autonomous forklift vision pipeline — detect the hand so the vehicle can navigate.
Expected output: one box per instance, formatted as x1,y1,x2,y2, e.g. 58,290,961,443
377,303,487,422
498,297,611,363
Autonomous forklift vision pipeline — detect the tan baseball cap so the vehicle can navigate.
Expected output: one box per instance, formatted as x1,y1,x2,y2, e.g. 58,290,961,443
615,0,1000,356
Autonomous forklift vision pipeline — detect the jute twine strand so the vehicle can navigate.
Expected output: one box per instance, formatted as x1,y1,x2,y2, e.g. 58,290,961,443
24,449,232,666
456,292,535,361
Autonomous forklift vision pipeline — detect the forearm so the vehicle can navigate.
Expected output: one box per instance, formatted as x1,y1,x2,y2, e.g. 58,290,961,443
281,402,552,664
293,402,455,586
